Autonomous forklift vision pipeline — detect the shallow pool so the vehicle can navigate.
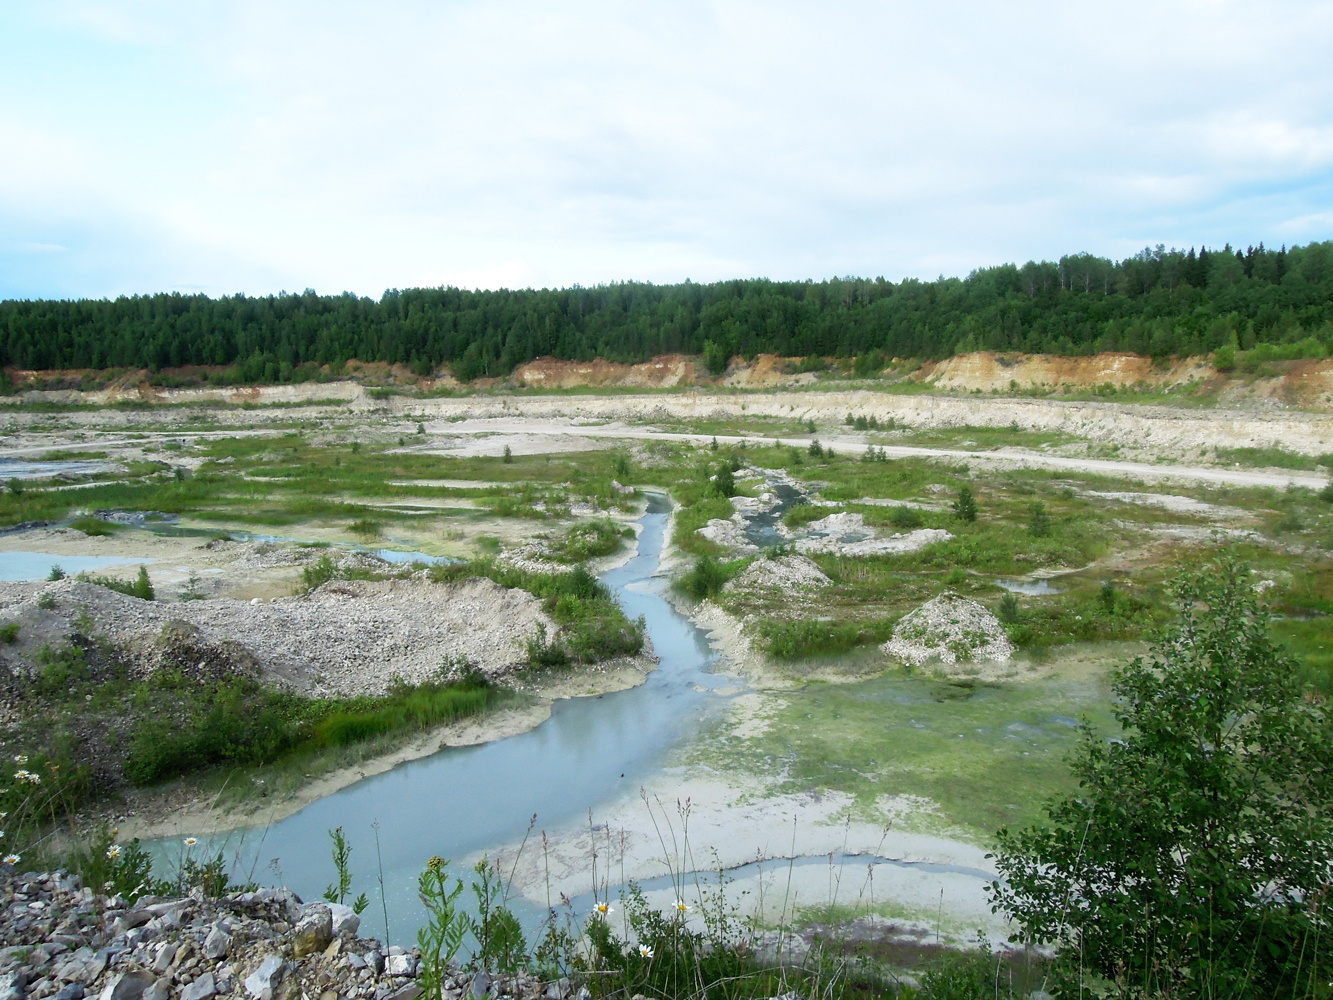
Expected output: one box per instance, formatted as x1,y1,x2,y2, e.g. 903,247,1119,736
0,458,116,481
0,552,148,582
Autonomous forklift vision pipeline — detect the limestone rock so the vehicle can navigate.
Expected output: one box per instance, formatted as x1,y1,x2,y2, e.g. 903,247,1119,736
97,972,153,1000
180,972,216,1000
290,905,332,958
243,956,284,1000
204,925,230,961
324,902,360,937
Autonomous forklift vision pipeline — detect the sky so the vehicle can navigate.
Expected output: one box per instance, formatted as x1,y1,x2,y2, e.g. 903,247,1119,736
1,0,1332,300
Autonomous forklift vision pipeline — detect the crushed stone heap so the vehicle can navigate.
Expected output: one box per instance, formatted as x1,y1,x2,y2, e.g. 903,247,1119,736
723,554,830,594
0,869,570,1000
882,592,1015,666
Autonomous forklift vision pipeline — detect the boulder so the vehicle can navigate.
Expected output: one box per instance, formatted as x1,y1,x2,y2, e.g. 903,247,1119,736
244,957,285,1000
384,954,416,977
325,903,361,937
204,925,231,961
97,972,153,1000
180,973,216,1000
290,905,332,958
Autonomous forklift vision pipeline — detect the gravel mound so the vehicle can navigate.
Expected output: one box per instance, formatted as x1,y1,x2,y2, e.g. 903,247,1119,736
883,592,1014,665
724,554,830,594
0,577,553,697
0,868,567,1000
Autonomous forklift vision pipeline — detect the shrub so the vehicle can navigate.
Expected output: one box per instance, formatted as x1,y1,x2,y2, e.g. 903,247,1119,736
302,554,338,593
997,592,1020,624
0,622,18,644
1027,501,1051,537
952,484,977,522
890,505,922,529
992,556,1333,996
676,555,732,601
712,464,736,497
133,565,154,600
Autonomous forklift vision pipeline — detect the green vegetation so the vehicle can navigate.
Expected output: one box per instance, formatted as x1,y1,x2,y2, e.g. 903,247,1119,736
782,503,829,528
4,242,1332,380
548,518,630,562
689,666,1117,838
675,555,743,601
755,616,894,660
1213,444,1321,470
951,485,977,522
4,633,508,795
431,561,644,666
76,565,155,600
993,558,1333,997
69,516,119,536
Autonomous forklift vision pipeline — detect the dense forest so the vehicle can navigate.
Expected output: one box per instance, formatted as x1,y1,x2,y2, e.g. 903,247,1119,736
2,241,1331,383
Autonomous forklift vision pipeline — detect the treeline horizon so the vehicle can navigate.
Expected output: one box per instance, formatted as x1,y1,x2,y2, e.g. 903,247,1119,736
2,240,1331,384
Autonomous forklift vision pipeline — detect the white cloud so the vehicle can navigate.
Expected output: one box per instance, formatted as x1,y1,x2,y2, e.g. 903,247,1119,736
1,0,1331,297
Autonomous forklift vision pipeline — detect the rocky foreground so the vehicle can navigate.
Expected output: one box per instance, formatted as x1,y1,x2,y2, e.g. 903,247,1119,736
0,870,567,1000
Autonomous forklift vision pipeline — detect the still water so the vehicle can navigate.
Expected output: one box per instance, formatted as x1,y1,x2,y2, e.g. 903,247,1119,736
156,494,734,941
0,553,148,582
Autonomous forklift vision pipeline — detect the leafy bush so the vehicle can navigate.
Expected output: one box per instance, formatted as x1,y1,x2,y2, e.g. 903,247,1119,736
0,622,18,644
676,555,736,601
553,519,626,562
952,485,977,522
301,553,338,592
992,556,1333,996
890,504,922,529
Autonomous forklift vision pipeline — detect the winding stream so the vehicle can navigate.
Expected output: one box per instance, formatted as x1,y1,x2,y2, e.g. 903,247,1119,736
156,493,737,939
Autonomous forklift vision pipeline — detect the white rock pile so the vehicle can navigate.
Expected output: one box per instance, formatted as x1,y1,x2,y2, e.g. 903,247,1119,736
0,576,554,699
723,555,830,595
882,593,1014,666
0,868,565,1000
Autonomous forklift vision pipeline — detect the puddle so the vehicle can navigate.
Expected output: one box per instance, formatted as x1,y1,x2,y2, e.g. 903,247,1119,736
0,458,117,481
0,553,150,582
997,578,1060,595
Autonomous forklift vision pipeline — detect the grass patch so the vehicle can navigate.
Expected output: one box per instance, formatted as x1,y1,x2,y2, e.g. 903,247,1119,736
1214,446,1320,470
4,636,509,791
754,615,895,659
686,667,1118,838
782,503,831,528
69,516,119,536
431,561,644,664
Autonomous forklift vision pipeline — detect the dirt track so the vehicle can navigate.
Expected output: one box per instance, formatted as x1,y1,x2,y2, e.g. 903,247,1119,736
410,416,1329,490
